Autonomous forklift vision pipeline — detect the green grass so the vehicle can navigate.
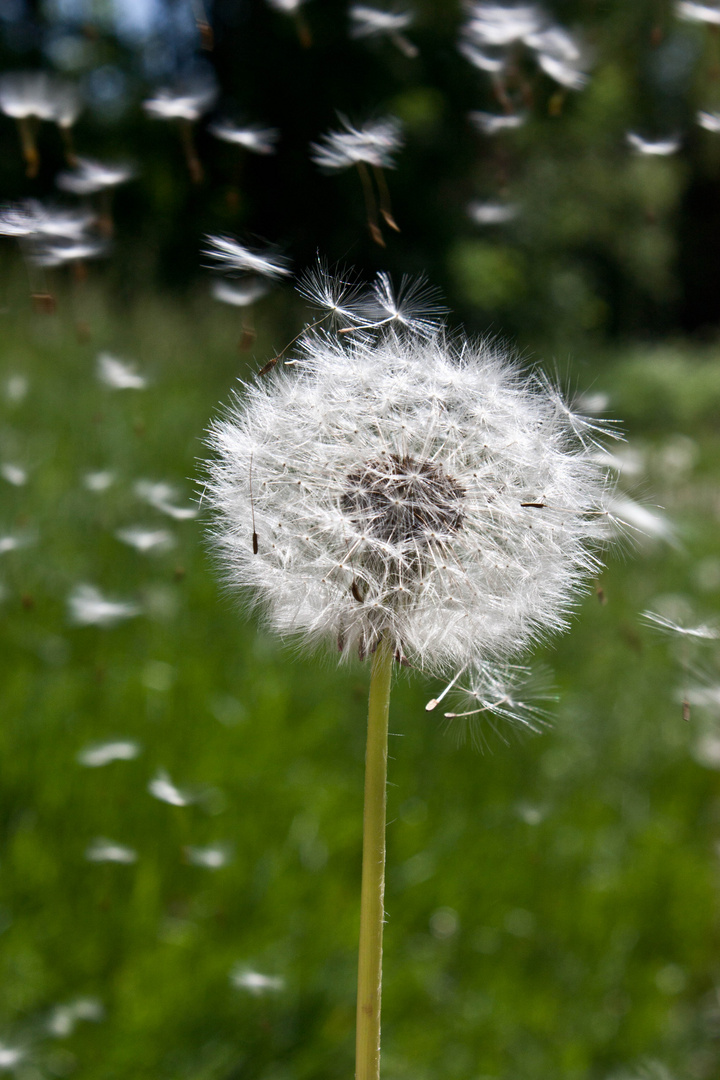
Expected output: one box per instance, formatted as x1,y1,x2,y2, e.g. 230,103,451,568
1,281,719,1080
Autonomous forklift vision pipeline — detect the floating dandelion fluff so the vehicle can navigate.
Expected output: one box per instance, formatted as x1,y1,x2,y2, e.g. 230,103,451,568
208,119,280,154
143,76,217,183
626,132,681,156
85,839,137,864
68,584,140,627
97,353,147,390
77,740,141,767
230,967,285,994
204,264,616,1080
349,4,418,58
148,770,193,807
311,115,404,246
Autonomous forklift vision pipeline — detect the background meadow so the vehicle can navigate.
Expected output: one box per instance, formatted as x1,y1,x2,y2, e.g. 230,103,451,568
2,3,720,1079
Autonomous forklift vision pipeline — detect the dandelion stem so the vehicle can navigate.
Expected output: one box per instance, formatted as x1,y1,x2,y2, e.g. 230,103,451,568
356,636,393,1080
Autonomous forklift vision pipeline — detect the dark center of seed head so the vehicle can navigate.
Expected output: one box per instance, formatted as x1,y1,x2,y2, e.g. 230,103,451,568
341,453,465,545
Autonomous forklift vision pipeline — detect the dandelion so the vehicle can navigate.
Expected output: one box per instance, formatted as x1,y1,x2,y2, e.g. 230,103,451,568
143,76,218,183
642,611,720,640
77,740,141,767
204,265,615,1080
68,584,140,627
626,132,681,156
349,4,418,58
211,278,271,308
97,353,147,390
310,115,404,246
85,838,137,863
84,470,115,493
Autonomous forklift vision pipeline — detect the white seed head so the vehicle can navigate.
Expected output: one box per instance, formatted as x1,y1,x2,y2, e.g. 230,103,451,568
205,280,615,675
0,70,80,123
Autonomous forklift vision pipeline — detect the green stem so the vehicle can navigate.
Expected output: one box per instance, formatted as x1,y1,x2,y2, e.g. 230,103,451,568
356,637,393,1080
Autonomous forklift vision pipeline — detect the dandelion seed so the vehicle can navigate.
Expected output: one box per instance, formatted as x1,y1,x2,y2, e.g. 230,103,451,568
469,110,526,134
97,353,147,390
463,2,546,48
1,464,27,487
142,78,217,122
693,734,720,769
30,236,108,268
135,480,198,520
676,1,720,25
349,4,418,58
0,535,26,554
230,967,285,994
47,998,103,1038
682,684,720,708
115,527,175,553
698,109,720,132
0,1044,24,1070
208,119,279,154
56,157,135,195
310,117,404,244
626,132,681,156
77,740,141,767
458,41,507,72
185,845,232,868
211,278,271,308
536,51,587,89
85,838,137,863
311,115,403,171
143,76,217,183
203,235,291,279
4,374,28,404
0,71,82,175
607,496,675,543
83,470,115,493
467,200,519,225
0,201,96,241
642,611,720,639
148,770,193,807
68,584,140,627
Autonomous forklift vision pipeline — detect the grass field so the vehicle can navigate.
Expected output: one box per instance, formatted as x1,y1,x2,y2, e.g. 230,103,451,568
1,277,719,1080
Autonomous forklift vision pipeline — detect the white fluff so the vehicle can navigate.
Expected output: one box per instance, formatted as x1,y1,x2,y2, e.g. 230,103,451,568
205,290,615,680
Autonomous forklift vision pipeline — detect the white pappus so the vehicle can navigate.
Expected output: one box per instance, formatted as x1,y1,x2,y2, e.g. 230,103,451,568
204,267,617,721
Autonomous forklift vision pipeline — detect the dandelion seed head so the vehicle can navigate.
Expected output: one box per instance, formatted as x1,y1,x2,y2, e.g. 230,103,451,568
206,277,614,675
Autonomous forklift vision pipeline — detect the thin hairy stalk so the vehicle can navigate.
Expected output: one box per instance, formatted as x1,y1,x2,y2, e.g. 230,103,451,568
356,636,393,1080
356,161,384,247
373,166,400,233
16,117,39,179
179,118,203,184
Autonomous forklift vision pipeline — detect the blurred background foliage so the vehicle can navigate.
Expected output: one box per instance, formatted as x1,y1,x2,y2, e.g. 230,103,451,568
2,2,720,1080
